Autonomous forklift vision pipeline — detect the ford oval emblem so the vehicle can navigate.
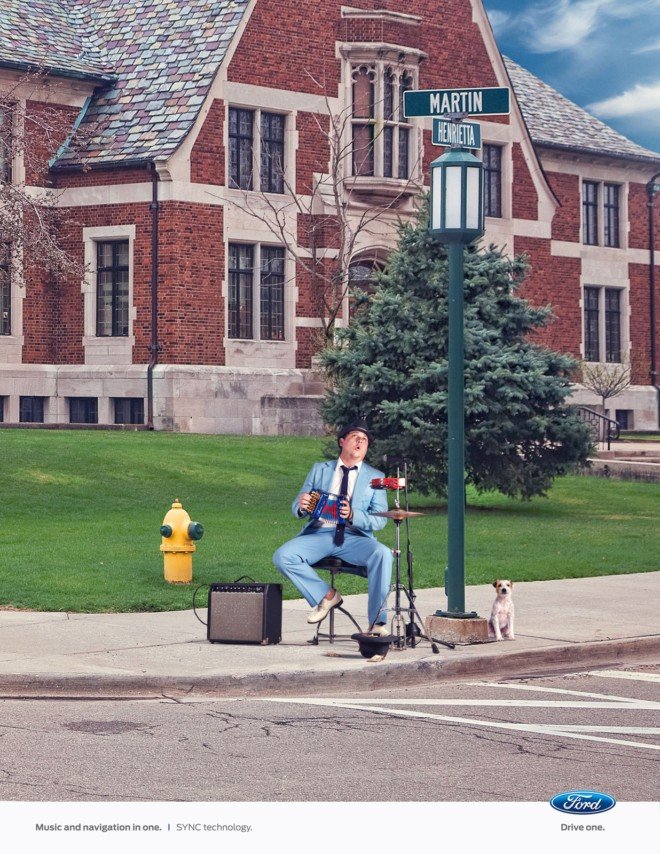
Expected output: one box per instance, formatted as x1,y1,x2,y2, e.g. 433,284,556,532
550,791,616,814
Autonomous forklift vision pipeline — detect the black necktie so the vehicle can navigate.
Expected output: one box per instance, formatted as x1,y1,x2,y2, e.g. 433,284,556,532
334,465,357,546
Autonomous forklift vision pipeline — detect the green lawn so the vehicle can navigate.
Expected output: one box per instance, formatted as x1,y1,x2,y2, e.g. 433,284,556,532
0,430,657,612
619,432,660,442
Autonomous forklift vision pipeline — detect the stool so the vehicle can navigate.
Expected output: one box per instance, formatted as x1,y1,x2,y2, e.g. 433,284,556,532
310,557,367,644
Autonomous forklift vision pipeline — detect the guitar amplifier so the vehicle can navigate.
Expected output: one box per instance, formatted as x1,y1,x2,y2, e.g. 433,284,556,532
207,582,282,645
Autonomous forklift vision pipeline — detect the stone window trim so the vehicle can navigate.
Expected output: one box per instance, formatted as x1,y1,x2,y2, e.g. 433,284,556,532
339,43,425,197
340,8,422,26
0,105,26,358
227,105,290,196
0,99,26,187
0,240,25,359
581,284,629,365
82,225,136,364
0,103,14,183
226,241,290,344
581,179,626,250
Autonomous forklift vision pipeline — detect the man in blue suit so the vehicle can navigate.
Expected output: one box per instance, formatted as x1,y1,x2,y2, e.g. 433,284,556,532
273,422,392,635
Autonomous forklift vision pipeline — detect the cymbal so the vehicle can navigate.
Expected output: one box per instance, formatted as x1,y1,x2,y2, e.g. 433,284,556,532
372,508,424,520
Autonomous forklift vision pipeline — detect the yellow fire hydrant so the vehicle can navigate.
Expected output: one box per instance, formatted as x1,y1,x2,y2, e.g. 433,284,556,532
160,499,204,583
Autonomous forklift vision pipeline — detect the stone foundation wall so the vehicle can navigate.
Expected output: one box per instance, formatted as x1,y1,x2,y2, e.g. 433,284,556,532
1,364,656,433
0,364,327,436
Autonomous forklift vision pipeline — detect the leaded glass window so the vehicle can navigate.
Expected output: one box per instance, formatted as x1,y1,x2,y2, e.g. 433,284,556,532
584,286,600,362
483,144,502,218
228,243,254,339
96,241,129,337
260,246,285,340
260,112,285,194
582,181,599,246
229,108,254,190
604,183,620,248
351,64,414,180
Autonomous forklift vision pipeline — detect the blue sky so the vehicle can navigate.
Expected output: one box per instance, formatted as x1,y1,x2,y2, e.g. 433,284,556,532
483,0,660,152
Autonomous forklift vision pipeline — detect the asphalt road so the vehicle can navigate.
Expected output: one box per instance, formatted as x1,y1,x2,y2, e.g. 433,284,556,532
0,664,657,802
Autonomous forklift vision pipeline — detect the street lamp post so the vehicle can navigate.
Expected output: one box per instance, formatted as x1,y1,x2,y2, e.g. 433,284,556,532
429,146,484,616
647,174,660,428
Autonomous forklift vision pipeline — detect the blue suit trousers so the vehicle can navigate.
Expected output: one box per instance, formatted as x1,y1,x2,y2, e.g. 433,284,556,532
273,529,392,626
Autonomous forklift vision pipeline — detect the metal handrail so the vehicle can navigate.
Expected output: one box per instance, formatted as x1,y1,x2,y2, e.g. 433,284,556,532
577,406,620,450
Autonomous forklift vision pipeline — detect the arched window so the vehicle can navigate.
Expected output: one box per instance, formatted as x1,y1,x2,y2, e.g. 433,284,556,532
349,257,384,292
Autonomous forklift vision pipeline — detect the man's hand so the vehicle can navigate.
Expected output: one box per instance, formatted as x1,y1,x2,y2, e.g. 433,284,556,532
298,493,313,514
339,498,352,520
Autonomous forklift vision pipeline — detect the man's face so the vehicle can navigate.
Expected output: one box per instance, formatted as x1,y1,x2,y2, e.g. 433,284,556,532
339,430,369,463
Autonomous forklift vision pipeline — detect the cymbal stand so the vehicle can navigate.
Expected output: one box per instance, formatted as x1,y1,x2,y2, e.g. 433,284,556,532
386,464,453,653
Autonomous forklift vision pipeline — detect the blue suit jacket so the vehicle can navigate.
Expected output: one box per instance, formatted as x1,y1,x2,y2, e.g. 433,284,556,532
292,460,389,538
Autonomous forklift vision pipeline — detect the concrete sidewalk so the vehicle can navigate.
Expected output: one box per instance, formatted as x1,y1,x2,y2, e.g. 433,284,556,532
602,441,660,454
0,572,658,699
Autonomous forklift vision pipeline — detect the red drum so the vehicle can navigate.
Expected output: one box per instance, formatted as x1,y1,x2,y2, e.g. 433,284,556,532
370,477,406,490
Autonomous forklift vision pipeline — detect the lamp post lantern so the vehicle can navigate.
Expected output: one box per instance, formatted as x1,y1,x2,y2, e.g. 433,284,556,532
430,148,484,243
429,146,484,616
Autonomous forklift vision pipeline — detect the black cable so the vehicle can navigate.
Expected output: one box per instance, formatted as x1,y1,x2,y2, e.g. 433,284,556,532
192,583,209,625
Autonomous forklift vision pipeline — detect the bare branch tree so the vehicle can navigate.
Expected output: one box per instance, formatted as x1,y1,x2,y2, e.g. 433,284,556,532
0,68,88,298
223,71,421,344
578,359,632,413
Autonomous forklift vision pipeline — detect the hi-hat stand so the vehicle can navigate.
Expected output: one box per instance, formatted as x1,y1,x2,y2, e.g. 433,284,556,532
373,461,454,653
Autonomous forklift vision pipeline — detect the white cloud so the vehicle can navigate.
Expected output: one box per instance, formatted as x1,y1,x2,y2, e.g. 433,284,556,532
589,82,660,121
486,9,511,36
635,38,660,54
520,0,618,53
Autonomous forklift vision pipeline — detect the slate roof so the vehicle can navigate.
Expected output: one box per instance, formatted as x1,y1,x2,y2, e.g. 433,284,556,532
0,0,111,82
0,0,250,166
504,57,660,166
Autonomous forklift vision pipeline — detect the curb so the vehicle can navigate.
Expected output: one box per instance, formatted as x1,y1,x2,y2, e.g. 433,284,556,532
0,635,657,700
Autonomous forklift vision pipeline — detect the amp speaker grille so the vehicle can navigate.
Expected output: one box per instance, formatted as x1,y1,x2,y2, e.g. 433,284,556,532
207,583,282,644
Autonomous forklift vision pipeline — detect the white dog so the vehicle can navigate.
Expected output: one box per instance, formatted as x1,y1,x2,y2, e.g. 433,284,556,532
488,579,515,640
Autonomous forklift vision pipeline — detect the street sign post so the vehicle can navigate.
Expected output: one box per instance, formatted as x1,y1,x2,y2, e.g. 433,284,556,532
404,86,510,118
432,118,481,148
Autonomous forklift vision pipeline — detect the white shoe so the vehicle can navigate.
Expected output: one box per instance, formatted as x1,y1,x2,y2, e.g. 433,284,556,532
307,591,343,624
368,623,390,637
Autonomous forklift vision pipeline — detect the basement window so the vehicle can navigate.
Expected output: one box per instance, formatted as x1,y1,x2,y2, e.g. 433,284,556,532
114,398,144,425
69,397,98,424
20,396,45,423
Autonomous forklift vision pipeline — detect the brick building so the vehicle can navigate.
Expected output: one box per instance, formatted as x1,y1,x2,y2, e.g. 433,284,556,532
0,0,658,433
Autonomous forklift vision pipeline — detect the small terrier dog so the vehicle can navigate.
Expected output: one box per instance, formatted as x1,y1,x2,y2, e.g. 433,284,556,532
488,579,515,640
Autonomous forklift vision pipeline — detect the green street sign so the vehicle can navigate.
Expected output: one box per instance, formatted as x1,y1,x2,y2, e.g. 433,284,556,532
404,87,510,118
433,118,481,148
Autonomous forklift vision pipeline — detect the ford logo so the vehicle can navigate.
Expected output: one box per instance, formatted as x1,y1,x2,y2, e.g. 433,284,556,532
550,791,616,814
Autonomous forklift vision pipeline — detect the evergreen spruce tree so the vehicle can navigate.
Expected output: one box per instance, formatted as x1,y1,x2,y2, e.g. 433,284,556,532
320,208,593,500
